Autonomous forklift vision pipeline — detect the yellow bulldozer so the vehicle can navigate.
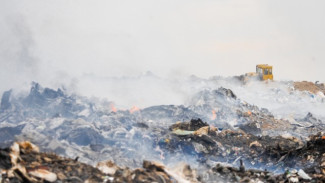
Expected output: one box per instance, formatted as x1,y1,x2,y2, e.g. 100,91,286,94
239,64,273,83
256,64,273,80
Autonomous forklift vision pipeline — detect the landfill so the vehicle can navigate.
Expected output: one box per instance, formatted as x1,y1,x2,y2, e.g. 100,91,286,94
0,77,325,182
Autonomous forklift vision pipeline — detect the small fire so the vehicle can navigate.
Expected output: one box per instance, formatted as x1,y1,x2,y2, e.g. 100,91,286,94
211,109,217,120
129,106,140,114
110,104,117,113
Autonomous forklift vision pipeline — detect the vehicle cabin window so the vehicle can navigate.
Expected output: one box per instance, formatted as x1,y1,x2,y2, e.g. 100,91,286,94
257,68,262,74
269,69,272,74
264,69,268,75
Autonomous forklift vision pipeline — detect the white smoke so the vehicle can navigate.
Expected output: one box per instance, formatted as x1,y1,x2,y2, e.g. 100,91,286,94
0,0,324,115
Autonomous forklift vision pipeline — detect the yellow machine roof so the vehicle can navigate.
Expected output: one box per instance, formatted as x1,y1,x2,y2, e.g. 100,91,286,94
256,64,272,69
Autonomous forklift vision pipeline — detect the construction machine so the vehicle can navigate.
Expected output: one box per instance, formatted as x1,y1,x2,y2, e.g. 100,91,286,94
238,64,273,83
256,64,273,81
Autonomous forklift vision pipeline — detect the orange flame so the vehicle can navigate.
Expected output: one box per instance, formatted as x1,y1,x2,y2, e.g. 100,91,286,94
247,111,252,116
211,109,217,120
129,106,140,114
110,104,117,113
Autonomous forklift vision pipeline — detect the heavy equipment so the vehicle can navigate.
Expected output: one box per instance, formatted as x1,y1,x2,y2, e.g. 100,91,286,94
256,64,273,80
237,64,273,83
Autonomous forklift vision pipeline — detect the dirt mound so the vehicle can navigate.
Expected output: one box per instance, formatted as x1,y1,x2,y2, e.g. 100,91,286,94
294,81,325,94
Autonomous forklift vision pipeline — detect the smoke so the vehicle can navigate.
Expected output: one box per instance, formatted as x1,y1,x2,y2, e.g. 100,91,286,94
1,2,325,178
0,15,36,91
213,78,325,120
0,0,325,110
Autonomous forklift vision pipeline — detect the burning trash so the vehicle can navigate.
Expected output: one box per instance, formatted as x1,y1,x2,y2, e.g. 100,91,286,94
0,80,325,182
1,134,325,182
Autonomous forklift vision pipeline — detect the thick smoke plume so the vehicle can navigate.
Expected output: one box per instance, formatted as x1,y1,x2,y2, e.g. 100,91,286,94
1,0,325,98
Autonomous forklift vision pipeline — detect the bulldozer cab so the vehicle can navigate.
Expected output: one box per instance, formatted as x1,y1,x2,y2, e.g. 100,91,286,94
256,64,273,80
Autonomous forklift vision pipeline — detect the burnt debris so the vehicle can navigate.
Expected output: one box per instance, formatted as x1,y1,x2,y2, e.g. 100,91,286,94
1,82,325,182
0,136,325,182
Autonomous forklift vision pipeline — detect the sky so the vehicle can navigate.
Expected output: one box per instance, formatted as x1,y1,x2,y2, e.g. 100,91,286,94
0,0,325,94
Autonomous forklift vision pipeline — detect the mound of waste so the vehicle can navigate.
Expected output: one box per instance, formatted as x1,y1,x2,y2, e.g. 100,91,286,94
0,141,174,183
1,82,325,182
162,119,325,173
1,135,325,183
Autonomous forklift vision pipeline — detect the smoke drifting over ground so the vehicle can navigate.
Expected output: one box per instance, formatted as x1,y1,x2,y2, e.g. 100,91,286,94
75,75,325,122
0,0,324,126
1,1,325,96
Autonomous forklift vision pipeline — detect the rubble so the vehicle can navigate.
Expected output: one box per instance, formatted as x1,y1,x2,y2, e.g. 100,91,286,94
294,81,325,95
170,119,209,131
0,141,196,183
0,139,324,182
0,128,325,182
159,120,325,181
1,81,325,182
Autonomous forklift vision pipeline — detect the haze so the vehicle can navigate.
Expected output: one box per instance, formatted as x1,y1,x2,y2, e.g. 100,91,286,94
1,0,325,97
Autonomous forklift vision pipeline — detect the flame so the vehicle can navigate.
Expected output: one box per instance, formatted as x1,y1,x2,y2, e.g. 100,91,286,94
129,106,140,113
110,104,117,113
246,111,252,116
211,109,217,120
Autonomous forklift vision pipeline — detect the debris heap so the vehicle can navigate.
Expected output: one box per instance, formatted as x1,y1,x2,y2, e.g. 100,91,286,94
0,81,325,182
294,81,325,95
1,129,325,182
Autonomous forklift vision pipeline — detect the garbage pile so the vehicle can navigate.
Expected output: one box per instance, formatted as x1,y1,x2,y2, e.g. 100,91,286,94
0,141,195,183
159,119,324,171
0,141,104,182
1,134,325,183
0,80,325,182
200,132,325,182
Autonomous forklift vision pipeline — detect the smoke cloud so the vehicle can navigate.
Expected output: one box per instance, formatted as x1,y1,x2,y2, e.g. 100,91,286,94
0,0,325,108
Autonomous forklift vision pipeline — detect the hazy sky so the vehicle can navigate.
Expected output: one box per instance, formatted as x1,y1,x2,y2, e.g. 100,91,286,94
0,0,325,92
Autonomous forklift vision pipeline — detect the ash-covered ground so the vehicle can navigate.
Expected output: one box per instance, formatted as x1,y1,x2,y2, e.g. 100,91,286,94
0,76,325,182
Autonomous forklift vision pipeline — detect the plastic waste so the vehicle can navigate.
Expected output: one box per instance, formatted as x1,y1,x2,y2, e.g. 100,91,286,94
298,169,312,180
172,129,194,136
